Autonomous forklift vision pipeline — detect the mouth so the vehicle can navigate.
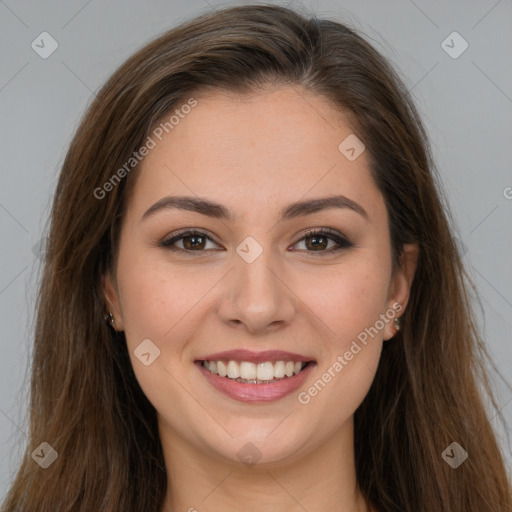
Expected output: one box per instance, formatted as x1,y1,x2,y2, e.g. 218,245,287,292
194,350,317,403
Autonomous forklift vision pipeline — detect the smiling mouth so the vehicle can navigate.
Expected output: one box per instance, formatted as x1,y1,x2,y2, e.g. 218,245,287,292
199,360,316,384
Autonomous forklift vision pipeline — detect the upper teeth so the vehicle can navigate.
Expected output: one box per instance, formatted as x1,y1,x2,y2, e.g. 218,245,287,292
203,360,306,381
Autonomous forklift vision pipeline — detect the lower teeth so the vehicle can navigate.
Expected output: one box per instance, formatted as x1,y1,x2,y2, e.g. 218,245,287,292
231,376,288,384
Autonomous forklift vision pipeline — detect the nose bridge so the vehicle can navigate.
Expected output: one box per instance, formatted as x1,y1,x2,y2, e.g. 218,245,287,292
235,239,281,310
219,236,295,332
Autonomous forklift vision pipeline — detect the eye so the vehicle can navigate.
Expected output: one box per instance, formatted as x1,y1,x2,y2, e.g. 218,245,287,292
159,229,221,252
291,228,353,254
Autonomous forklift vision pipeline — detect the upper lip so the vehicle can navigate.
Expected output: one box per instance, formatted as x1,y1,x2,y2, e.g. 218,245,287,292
195,349,315,364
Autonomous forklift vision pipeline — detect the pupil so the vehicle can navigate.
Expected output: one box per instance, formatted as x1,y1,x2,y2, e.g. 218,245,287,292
185,235,204,249
308,235,326,250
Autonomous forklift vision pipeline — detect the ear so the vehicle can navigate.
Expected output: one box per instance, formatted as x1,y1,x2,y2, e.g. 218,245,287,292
383,242,419,340
102,271,124,331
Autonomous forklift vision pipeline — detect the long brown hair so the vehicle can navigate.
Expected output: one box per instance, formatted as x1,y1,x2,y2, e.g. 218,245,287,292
3,4,511,511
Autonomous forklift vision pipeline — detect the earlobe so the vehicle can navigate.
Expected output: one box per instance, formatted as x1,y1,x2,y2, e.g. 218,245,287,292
101,272,124,331
384,242,419,340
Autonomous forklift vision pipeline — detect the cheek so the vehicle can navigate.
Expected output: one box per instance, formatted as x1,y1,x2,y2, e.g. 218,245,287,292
294,264,387,426
115,256,210,415
295,254,391,346
292,253,390,410
116,248,215,345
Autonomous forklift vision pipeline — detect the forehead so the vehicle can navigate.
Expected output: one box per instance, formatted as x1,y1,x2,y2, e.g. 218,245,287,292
126,86,384,223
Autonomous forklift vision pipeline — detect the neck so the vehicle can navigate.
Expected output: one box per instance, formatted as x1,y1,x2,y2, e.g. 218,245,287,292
159,417,371,512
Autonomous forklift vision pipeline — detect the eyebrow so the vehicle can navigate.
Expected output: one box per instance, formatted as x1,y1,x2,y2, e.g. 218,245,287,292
141,194,368,222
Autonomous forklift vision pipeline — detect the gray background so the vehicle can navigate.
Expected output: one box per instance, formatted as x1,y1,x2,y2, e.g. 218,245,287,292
1,0,511,500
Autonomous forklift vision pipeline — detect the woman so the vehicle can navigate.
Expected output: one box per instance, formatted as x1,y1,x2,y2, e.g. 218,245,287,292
2,4,511,511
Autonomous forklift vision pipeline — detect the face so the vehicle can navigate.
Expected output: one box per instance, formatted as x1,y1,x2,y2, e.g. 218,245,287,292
104,85,417,467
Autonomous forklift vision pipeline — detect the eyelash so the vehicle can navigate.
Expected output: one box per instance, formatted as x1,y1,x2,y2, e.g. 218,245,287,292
159,227,353,256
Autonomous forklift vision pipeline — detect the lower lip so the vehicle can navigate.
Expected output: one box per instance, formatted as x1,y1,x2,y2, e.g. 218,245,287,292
196,361,316,403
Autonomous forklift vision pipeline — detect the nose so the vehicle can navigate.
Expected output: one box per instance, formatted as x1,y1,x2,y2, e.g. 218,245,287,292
217,245,296,335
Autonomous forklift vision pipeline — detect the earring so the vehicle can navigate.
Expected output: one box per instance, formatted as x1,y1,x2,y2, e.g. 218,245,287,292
104,312,115,329
394,317,401,331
